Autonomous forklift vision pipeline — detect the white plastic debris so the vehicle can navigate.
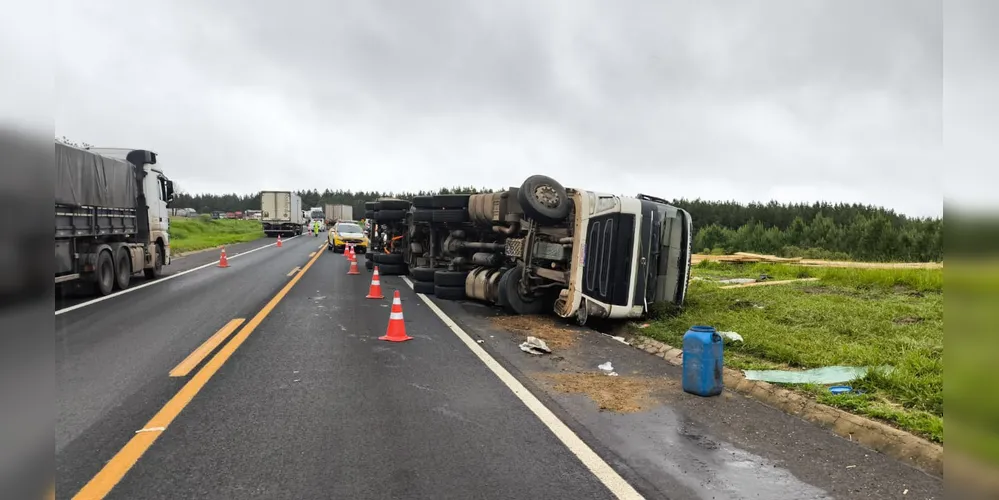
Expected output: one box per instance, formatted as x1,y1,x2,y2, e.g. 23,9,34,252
519,336,551,355
598,361,614,372
718,331,744,343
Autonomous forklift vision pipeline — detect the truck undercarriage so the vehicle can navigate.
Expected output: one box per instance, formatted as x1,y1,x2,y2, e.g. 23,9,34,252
364,175,692,323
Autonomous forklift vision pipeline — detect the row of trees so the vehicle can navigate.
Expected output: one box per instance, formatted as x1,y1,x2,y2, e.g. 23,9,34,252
170,190,942,262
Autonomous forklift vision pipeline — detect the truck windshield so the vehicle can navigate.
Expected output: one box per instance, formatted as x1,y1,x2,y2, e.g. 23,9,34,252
337,223,362,233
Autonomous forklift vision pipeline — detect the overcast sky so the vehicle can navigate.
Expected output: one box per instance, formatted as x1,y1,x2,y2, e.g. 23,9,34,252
50,0,991,218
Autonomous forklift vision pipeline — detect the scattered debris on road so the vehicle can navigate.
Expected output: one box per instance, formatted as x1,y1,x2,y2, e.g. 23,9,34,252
541,372,669,413
519,336,551,355
597,361,618,376
492,315,580,349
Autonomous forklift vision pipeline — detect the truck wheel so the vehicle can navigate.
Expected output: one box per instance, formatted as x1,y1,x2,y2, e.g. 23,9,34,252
413,209,433,222
432,209,469,223
500,266,544,315
413,281,435,295
95,250,115,296
434,285,466,300
365,259,374,270
374,209,407,222
412,196,434,209
144,243,164,279
410,267,437,283
377,263,407,275
114,248,132,290
432,194,470,209
434,270,468,287
518,175,570,225
373,253,405,265
375,200,411,211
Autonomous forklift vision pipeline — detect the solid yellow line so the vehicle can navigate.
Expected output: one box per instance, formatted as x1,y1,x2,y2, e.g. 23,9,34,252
287,266,300,277
72,246,327,500
168,318,245,377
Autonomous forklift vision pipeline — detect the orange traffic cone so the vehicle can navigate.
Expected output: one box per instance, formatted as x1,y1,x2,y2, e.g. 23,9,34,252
349,245,357,262
347,257,360,275
366,266,385,299
218,247,229,268
276,235,283,248
379,290,411,342
344,243,351,260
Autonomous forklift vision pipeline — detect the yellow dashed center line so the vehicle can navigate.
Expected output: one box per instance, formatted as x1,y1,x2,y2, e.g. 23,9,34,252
72,247,327,500
168,318,245,377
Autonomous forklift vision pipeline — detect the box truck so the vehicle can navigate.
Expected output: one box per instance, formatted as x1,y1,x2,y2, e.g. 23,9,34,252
324,204,353,225
55,141,175,296
260,191,304,237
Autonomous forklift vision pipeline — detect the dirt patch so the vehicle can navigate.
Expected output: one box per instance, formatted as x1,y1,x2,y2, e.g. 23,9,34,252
491,315,580,350
893,316,925,325
539,372,674,413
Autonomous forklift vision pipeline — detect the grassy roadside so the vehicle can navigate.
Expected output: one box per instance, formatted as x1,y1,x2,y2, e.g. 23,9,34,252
169,216,265,254
643,261,943,443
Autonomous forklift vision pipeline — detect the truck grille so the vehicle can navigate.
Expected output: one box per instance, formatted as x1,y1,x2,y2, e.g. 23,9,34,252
505,238,524,257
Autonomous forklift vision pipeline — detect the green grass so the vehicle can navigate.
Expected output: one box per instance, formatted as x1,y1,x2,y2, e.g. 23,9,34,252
645,261,944,443
169,216,265,254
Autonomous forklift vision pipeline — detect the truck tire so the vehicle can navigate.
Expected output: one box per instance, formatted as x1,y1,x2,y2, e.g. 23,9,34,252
434,285,466,300
144,243,164,279
410,267,437,283
365,259,374,270
375,199,411,211
364,210,375,219
432,194,470,209
432,209,468,223
500,266,544,315
413,209,433,222
114,248,132,291
413,280,435,295
373,253,405,265
412,196,434,209
374,209,407,222
434,270,468,287
95,250,115,296
377,263,407,275
518,175,571,225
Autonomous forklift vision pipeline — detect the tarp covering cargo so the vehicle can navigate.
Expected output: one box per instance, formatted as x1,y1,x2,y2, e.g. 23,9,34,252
55,141,138,209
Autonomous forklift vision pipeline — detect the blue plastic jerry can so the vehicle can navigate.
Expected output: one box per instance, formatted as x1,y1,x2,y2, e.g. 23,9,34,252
682,325,724,397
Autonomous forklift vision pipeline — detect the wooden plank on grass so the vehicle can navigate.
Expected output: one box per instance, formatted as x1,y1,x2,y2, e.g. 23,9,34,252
719,277,820,289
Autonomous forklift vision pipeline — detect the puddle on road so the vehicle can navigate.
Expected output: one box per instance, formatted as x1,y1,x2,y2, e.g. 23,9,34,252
600,407,834,500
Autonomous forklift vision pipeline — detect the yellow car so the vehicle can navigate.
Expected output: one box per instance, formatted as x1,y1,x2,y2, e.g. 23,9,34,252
328,221,368,254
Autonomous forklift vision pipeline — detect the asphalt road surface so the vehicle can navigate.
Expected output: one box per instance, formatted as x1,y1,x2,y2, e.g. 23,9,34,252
56,235,943,499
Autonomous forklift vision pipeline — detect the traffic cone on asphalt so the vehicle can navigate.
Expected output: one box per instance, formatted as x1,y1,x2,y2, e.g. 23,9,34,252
344,243,351,260
347,256,360,275
366,266,385,299
218,247,229,268
379,290,411,342
276,235,283,248
349,245,357,262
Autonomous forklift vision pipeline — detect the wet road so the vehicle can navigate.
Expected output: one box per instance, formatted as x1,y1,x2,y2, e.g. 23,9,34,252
55,234,943,499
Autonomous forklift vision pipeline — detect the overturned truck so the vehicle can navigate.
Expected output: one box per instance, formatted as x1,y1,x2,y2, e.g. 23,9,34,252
363,175,693,324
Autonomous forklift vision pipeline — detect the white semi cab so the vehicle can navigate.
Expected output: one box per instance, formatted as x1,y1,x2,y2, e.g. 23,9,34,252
55,142,175,296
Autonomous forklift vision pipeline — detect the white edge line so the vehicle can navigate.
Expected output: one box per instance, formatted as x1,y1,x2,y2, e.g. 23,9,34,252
399,276,644,500
55,235,302,316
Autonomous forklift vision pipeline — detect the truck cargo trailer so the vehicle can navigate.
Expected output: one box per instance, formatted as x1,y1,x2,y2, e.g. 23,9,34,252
55,142,175,296
260,191,304,237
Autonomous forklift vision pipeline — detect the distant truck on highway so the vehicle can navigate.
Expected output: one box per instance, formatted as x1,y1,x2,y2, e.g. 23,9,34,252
55,141,175,296
365,175,692,324
260,191,304,237
324,204,353,225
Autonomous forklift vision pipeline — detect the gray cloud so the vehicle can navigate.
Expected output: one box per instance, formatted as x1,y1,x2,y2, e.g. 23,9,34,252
52,0,962,217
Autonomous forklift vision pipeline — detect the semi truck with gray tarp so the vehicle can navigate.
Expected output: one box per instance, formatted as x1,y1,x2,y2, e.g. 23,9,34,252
55,141,175,296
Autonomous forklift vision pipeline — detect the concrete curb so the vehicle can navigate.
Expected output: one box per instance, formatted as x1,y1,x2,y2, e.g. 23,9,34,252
625,334,943,477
